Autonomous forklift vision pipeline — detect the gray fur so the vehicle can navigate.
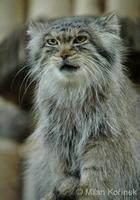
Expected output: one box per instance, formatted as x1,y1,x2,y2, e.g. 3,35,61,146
24,13,140,200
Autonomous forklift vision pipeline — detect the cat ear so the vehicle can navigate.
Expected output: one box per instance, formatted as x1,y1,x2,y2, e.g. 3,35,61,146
95,12,120,35
27,21,46,38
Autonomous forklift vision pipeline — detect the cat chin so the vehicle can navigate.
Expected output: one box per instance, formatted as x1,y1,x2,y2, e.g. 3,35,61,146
55,78,81,89
57,72,86,87
56,67,84,80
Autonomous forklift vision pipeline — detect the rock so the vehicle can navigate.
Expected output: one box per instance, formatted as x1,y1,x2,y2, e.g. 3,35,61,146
0,139,21,200
28,0,72,20
106,0,140,18
0,97,30,142
0,0,24,42
121,18,140,52
0,27,26,85
74,0,101,16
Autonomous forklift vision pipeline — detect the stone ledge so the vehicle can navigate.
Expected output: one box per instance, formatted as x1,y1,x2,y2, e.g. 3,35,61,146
121,18,140,52
0,138,21,200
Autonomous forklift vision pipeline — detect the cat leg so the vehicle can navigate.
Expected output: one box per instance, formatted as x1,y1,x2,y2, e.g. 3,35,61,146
40,149,79,200
42,177,79,200
77,138,136,200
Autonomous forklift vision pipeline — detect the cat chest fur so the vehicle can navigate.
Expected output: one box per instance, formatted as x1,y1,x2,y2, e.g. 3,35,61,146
44,101,102,179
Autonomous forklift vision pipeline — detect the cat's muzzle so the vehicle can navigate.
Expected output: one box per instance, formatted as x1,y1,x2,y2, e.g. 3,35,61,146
60,60,80,72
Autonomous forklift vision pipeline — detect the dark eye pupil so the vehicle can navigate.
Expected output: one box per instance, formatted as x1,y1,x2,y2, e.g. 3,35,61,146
47,38,57,45
51,39,56,43
74,36,87,44
78,36,84,41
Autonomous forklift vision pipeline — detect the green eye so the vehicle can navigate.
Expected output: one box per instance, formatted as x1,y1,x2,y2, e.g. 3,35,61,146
46,38,58,46
73,35,88,44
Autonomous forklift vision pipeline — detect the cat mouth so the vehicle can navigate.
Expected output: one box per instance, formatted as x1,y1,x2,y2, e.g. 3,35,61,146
60,64,80,72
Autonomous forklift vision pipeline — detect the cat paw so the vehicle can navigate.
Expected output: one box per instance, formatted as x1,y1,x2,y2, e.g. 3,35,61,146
56,177,79,196
41,177,79,200
53,176,79,199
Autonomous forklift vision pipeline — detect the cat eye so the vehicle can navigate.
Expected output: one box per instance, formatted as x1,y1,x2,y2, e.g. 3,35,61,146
46,38,58,46
73,35,88,45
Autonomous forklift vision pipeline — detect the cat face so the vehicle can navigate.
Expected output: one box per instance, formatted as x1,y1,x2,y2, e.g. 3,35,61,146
28,13,122,90
41,25,91,81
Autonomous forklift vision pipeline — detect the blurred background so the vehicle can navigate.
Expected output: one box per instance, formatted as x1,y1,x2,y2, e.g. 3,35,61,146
0,0,140,199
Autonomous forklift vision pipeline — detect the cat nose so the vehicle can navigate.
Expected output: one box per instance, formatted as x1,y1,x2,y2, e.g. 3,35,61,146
59,49,74,60
60,52,70,60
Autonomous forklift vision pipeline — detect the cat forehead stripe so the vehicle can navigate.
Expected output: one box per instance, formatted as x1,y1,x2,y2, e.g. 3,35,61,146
46,28,88,39
47,16,94,30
